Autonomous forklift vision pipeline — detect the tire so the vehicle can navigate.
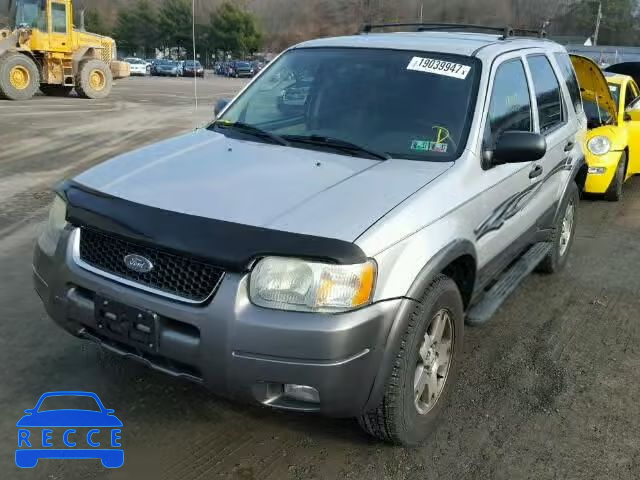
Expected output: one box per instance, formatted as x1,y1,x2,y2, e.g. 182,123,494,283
604,153,626,202
359,275,464,445
75,59,113,99
0,52,40,100
40,84,73,97
537,181,579,274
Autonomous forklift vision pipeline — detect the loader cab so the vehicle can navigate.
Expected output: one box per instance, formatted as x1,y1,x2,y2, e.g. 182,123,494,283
12,0,72,53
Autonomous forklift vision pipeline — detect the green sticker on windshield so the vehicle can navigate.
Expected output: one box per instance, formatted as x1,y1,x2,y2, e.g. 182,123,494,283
411,140,448,153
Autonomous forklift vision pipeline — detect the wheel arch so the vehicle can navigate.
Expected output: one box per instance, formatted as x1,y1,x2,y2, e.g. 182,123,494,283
363,240,477,412
72,47,101,72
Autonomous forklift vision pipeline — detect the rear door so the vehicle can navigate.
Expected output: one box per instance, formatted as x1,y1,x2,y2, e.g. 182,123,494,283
522,53,578,226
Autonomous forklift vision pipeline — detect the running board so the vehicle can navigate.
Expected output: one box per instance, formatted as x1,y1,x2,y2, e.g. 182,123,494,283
466,242,552,326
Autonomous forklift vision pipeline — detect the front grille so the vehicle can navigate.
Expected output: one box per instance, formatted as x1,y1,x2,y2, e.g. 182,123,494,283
78,228,224,303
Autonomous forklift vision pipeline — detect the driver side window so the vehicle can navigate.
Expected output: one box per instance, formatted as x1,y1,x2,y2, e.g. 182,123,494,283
483,59,532,149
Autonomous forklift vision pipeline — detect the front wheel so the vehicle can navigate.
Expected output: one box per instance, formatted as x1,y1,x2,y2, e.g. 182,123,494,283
604,153,627,202
75,59,113,99
359,275,464,445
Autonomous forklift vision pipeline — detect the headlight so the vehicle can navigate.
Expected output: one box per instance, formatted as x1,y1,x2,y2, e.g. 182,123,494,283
249,257,376,312
587,136,611,155
38,196,68,256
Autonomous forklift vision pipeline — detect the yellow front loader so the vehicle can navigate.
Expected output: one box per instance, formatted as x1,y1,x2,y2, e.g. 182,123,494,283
0,0,129,100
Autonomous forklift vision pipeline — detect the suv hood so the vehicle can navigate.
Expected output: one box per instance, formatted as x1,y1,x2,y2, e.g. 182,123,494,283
74,130,451,242
571,54,617,118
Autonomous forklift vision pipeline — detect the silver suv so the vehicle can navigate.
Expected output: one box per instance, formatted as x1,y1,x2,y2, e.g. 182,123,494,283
34,25,587,445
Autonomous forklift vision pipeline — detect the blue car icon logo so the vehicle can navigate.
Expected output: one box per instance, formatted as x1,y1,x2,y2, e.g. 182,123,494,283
16,391,123,469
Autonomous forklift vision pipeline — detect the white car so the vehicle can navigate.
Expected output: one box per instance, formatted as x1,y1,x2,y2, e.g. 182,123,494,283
124,58,149,76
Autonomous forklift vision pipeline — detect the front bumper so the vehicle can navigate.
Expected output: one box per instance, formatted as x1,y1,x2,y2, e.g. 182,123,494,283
584,150,624,194
34,228,406,417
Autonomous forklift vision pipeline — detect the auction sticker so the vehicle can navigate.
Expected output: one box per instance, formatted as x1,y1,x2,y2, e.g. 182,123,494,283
407,57,471,80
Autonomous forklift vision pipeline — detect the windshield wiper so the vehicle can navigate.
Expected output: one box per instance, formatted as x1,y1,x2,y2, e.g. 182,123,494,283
283,135,391,160
211,122,290,146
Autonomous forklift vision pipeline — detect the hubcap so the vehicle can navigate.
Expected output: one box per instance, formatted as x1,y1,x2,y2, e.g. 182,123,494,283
89,69,106,91
414,309,454,415
9,65,30,90
559,201,575,256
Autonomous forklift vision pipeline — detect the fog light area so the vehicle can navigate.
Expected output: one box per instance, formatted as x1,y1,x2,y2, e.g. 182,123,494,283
284,384,320,403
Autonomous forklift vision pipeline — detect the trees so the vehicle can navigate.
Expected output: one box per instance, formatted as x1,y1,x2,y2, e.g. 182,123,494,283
114,0,160,57
84,9,110,36
208,2,262,58
158,0,193,51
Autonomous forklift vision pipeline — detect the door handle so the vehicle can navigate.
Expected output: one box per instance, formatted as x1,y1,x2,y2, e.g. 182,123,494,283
564,141,575,152
529,165,543,179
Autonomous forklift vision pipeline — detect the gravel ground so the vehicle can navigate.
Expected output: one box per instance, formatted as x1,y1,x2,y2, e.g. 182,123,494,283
0,75,639,480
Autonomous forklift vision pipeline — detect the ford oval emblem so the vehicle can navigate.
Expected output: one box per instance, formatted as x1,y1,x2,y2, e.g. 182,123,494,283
123,254,154,274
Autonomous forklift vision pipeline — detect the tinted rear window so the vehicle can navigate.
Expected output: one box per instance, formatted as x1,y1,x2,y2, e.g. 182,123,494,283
554,53,582,113
527,55,564,133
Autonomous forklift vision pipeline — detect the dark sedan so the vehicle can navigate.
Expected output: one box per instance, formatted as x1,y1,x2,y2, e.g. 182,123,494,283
182,60,205,78
152,60,179,77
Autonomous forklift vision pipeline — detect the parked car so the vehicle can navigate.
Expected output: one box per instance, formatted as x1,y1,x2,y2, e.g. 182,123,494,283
151,59,179,77
228,60,254,78
35,24,586,446
571,56,640,200
124,57,149,76
181,60,205,78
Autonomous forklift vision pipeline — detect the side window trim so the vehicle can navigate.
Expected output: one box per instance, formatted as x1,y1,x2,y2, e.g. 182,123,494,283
525,53,567,136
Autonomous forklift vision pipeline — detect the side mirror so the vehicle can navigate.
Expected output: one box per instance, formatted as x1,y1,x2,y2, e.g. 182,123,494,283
214,98,230,117
483,131,547,167
624,112,632,122
24,409,33,414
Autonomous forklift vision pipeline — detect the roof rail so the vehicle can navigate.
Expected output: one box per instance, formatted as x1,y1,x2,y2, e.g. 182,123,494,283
360,23,546,40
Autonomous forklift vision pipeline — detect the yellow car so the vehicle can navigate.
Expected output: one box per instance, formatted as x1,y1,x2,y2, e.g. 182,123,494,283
571,56,640,201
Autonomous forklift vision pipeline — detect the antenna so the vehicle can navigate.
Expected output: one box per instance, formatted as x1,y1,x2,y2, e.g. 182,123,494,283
191,0,198,112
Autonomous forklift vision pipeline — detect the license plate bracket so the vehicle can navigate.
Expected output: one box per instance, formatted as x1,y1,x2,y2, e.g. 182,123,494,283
94,295,159,351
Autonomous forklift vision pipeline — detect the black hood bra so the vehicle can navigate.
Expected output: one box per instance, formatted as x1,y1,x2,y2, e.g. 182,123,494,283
57,180,367,271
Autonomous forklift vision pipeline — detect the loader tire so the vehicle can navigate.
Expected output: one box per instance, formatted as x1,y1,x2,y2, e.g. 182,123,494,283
75,59,112,99
40,84,73,97
0,52,40,100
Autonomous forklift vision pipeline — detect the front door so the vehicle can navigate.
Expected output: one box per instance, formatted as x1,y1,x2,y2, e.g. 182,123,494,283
48,1,72,53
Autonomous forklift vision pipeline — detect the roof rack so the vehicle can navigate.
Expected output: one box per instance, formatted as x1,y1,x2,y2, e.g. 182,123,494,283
360,23,546,40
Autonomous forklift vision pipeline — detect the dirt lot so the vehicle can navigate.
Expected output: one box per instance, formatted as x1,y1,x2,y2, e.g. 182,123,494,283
1,75,639,480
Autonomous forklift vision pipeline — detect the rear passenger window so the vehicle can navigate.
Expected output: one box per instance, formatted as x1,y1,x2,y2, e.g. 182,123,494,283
527,55,564,133
484,59,532,148
554,53,582,114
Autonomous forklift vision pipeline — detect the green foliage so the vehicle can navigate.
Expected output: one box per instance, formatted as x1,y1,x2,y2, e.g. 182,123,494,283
207,2,262,57
158,0,193,48
84,8,110,36
114,0,160,56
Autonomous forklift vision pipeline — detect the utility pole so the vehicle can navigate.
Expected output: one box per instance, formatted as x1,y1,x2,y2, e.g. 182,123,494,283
593,1,602,46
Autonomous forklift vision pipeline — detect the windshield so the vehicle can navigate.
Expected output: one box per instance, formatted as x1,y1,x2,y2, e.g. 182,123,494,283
15,0,46,29
37,395,101,412
608,82,621,106
157,60,175,66
186,61,201,67
583,99,613,127
236,62,250,68
216,48,479,161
